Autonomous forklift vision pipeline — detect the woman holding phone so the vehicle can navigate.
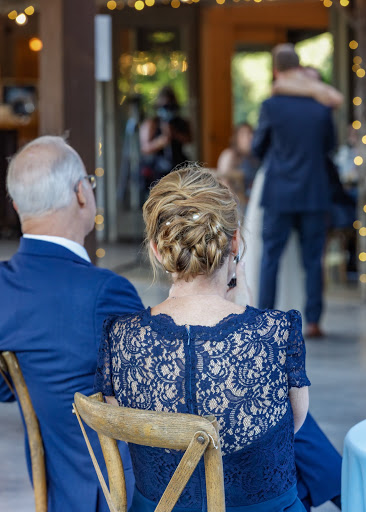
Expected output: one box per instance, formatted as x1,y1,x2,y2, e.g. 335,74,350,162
95,165,310,512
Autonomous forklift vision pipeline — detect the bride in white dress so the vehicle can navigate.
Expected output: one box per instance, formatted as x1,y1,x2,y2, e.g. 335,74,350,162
243,167,305,313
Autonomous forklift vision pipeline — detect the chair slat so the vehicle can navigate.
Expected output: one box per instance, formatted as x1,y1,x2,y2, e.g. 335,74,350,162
74,392,219,450
2,351,47,512
155,431,209,512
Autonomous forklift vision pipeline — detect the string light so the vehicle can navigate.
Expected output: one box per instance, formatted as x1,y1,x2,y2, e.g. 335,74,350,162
354,156,363,166
356,68,366,78
359,227,366,237
354,56,362,65
107,0,117,9
29,38,43,52
353,97,362,106
171,0,180,7
352,120,361,129
95,168,105,177
359,252,366,262
15,13,27,25
362,136,366,144
95,215,104,225
8,10,17,19
24,6,35,15
364,205,366,213
349,40,359,50
354,220,362,230
135,0,144,9
96,248,106,258
145,0,155,6
340,0,349,5
360,274,366,284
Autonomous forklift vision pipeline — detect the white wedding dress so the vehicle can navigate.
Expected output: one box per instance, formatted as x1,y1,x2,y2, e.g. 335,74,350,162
242,168,305,315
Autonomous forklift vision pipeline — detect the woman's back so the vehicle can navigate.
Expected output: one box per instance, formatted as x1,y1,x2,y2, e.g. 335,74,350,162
95,304,309,508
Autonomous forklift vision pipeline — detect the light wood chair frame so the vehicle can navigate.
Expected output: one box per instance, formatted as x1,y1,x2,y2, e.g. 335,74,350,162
0,351,47,512
73,392,225,512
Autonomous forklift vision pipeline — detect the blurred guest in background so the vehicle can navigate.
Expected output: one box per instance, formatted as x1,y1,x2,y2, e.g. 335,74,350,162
217,122,260,210
335,124,359,199
118,94,145,208
139,86,191,195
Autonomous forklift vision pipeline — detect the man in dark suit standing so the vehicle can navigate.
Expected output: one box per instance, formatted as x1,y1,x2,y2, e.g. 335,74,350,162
252,44,336,337
0,136,143,511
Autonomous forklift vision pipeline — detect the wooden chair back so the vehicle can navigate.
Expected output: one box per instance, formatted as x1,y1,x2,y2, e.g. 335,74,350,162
73,392,225,512
0,351,47,512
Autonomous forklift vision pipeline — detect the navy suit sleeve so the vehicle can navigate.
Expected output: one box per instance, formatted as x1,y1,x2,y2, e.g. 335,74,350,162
325,108,337,155
252,101,271,160
94,274,144,348
0,374,15,402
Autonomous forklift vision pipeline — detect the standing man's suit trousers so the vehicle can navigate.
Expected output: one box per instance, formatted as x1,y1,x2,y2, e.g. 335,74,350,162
258,210,327,324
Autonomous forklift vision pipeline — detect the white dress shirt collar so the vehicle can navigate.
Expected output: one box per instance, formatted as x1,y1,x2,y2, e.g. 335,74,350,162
23,234,91,263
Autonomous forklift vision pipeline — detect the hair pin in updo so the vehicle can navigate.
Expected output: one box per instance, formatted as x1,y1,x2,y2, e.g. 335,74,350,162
165,221,171,226
192,213,200,220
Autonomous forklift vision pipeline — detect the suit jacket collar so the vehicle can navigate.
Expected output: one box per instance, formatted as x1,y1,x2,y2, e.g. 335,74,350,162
17,237,92,266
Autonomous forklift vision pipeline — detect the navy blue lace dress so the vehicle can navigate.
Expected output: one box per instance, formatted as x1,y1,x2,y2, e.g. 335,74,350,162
95,306,310,512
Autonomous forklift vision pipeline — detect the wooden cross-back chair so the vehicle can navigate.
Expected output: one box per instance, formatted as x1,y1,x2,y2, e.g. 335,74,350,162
73,392,225,512
0,351,47,512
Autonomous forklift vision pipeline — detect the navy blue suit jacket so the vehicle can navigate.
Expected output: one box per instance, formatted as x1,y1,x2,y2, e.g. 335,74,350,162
252,96,336,212
0,238,144,512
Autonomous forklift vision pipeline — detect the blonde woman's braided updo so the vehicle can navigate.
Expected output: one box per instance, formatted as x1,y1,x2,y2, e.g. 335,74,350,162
143,165,240,280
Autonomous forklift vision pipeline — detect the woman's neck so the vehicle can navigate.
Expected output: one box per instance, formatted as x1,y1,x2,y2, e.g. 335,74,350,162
169,269,228,300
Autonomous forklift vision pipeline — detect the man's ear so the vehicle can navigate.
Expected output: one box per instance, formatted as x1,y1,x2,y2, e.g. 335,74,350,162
150,240,162,263
75,181,87,207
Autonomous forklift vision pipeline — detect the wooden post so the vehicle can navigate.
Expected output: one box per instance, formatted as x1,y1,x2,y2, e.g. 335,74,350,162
39,0,96,261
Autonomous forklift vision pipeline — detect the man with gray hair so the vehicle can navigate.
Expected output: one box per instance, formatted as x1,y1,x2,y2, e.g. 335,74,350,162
0,136,143,512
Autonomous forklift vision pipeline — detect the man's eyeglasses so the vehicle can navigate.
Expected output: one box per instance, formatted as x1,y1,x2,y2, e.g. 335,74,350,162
74,175,96,192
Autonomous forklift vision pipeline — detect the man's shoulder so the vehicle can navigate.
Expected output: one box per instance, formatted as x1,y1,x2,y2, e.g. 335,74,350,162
0,255,131,290
266,94,330,110
79,264,135,292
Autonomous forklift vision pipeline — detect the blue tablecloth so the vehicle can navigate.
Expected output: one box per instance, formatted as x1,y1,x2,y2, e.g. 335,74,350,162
342,419,366,511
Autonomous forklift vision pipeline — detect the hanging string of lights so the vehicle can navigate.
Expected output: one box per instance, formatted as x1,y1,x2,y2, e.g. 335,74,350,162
104,0,352,14
349,37,366,284
7,5,35,25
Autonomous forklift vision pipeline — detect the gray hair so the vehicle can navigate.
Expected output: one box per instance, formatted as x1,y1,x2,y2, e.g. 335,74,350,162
6,136,86,220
